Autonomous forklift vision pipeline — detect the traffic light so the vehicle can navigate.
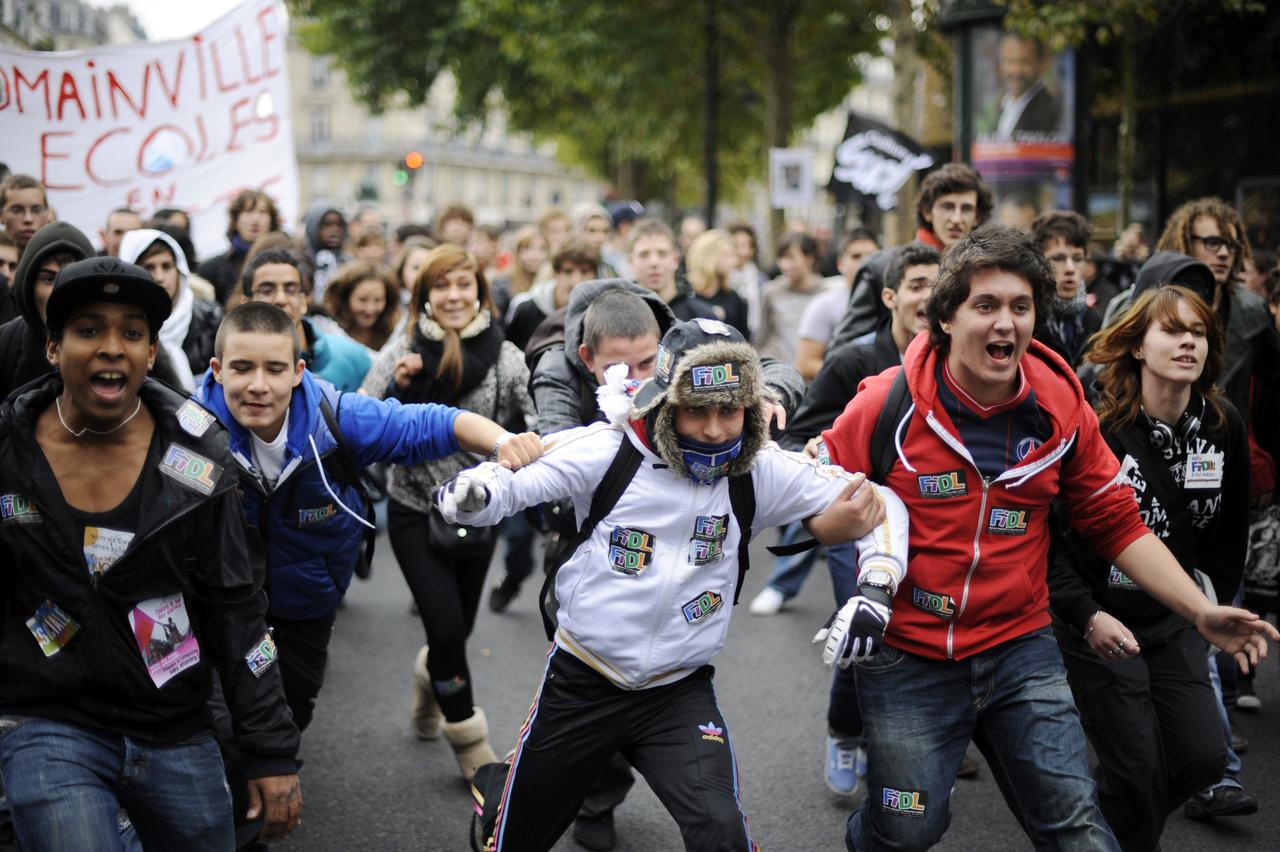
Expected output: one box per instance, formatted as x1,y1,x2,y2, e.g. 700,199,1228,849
394,150,425,187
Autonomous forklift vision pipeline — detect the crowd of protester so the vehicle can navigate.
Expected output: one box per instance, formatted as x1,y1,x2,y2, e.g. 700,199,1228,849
2,161,1280,852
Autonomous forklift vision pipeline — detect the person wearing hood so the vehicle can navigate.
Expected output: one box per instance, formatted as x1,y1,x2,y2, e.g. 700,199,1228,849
821,223,1276,852
303,200,352,302
198,189,279,306
197,300,541,742
443,317,906,852
505,236,599,350
1032,210,1101,366
0,223,186,400
120,228,224,394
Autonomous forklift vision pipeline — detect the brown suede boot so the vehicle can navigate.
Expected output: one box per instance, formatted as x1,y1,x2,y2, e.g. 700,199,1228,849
411,645,442,740
442,707,498,782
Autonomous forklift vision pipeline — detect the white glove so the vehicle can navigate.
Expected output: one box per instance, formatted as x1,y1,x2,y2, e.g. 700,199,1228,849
436,464,500,522
814,592,891,669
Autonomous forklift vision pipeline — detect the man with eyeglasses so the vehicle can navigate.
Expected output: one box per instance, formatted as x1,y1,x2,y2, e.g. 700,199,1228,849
914,164,993,250
1031,210,1100,366
241,249,371,392
0,174,53,255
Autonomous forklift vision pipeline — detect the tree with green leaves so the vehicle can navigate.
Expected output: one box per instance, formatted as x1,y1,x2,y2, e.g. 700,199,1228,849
289,0,888,237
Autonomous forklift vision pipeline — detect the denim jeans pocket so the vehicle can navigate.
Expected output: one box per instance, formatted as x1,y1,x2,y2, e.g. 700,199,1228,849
855,643,906,674
0,715,31,743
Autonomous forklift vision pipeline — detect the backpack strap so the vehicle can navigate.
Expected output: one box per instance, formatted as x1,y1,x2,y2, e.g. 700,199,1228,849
765,367,911,558
539,437,644,640
318,393,378,572
727,472,756,605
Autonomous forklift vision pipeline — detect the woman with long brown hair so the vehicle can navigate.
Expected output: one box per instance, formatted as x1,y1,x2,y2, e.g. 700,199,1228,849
1049,285,1251,848
361,244,535,781
322,261,400,352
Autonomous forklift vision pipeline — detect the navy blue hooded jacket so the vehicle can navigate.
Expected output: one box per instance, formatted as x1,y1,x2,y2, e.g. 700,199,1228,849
198,368,461,619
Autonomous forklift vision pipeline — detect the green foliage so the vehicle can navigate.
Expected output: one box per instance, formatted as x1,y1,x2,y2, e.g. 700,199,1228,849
287,0,888,204
998,0,1265,48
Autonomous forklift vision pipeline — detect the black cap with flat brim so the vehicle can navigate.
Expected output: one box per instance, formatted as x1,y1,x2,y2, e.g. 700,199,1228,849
45,257,172,337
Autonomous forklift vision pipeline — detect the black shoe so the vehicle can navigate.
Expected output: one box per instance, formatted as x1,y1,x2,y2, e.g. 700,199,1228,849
573,811,617,851
957,749,980,779
488,579,521,613
1184,786,1258,820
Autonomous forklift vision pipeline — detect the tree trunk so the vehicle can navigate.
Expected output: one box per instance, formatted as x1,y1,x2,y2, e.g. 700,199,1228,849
763,1,796,257
704,0,720,226
891,0,919,243
1116,32,1137,233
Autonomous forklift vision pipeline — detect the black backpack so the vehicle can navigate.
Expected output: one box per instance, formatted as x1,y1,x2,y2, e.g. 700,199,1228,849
536,437,757,641
318,394,379,577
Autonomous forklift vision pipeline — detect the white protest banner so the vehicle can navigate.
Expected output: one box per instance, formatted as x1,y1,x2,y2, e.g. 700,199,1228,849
0,0,297,257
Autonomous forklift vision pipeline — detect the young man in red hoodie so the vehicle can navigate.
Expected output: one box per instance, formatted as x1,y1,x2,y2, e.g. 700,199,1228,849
821,222,1276,851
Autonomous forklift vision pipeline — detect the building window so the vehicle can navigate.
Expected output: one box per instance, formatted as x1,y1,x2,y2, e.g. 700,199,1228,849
365,116,383,148
311,57,329,88
310,106,330,146
49,4,61,28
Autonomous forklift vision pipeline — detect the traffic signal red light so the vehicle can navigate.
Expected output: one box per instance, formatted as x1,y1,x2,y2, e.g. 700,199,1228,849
405,151,424,170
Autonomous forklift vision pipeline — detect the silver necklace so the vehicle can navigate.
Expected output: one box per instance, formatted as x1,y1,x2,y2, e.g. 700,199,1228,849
56,396,142,438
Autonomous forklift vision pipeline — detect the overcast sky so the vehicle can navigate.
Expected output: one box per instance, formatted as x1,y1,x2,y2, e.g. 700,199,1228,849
97,0,274,42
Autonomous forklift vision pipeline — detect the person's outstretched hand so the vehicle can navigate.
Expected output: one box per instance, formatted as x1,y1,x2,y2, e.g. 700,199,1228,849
1195,606,1279,674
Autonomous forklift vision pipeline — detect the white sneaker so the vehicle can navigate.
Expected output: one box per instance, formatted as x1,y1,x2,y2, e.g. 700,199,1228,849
749,587,787,616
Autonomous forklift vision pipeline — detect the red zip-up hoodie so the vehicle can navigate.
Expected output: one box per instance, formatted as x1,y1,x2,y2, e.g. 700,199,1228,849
823,334,1149,661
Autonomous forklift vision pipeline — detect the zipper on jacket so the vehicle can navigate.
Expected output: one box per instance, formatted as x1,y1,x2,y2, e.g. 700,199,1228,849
947,477,989,659
110,483,235,573
640,481,698,676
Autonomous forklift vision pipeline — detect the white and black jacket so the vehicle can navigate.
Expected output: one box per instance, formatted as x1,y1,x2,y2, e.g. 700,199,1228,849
457,421,908,689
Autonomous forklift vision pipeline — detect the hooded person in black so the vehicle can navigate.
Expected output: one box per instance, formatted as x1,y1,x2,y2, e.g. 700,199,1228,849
302,200,352,302
0,223,186,403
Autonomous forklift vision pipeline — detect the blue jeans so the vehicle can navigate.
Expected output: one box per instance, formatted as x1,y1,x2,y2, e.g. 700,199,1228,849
0,716,234,852
848,629,1118,851
1206,654,1243,790
499,511,536,586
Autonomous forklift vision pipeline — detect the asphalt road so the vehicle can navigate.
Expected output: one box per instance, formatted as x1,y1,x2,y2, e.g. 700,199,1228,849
271,528,1280,851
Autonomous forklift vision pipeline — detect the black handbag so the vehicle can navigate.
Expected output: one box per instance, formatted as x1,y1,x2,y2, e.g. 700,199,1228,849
428,507,497,555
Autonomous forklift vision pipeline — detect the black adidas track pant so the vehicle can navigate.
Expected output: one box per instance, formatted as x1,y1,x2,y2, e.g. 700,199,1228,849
486,647,756,851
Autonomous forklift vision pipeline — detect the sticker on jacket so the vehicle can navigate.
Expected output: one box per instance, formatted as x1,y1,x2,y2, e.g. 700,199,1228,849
159,444,221,496
689,514,729,565
1107,566,1138,590
176,400,217,438
83,526,134,579
129,593,201,688
298,504,338,526
609,527,655,575
882,787,927,818
1184,452,1224,489
26,599,80,657
698,721,725,743
682,591,724,624
0,493,42,526
917,470,967,499
911,586,956,620
690,363,742,392
245,631,278,678
986,507,1029,536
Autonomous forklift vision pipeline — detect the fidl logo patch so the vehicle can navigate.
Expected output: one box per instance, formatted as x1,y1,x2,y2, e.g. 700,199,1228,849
298,504,337,526
917,470,966,499
690,363,741,391
882,788,927,818
0,493,41,525
609,527,656,576
987,507,1029,536
682,591,724,624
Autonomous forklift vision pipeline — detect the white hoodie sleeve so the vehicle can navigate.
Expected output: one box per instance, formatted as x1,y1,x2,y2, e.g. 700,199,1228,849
750,443,909,589
452,423,620,527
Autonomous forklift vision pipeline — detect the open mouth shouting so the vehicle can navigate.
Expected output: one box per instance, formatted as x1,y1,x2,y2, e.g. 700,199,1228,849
986,342,1016,363
89,370,128,404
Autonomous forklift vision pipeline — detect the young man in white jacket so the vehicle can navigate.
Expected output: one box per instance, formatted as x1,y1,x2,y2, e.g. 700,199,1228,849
438,318,908,851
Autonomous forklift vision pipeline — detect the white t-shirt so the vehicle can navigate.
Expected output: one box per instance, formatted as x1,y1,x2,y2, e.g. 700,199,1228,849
797,278,852,346
251,412,290,489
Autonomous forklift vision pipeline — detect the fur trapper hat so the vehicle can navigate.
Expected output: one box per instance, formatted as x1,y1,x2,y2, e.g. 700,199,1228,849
630,318,768,479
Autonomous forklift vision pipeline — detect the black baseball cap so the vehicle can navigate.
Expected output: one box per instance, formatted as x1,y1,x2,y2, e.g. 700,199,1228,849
632,317,747,412
45,257,172,336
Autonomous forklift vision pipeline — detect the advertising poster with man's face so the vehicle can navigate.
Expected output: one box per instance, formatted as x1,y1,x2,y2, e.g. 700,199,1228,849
969,26,1075,224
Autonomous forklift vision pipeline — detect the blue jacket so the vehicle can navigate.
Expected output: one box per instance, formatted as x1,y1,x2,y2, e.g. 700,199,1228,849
198,369,460,619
